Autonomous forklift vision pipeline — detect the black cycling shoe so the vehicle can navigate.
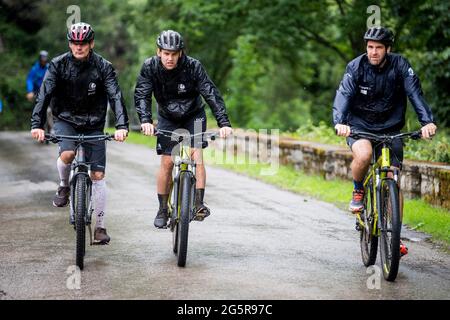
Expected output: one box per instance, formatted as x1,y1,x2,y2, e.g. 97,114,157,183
53,186,70,207
154,208,169,228
193,203,210,221
94,227,110,245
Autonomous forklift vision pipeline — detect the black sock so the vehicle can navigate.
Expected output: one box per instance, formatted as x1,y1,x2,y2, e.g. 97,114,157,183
195,189,205,206
158,194,169,211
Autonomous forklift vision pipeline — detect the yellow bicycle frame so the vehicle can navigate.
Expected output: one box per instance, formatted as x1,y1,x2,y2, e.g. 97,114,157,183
167,138,195,222
357,145,391,236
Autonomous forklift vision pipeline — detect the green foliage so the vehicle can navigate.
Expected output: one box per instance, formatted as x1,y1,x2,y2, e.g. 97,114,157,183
404,131,450,164
290,120,347,146
1,0,448,158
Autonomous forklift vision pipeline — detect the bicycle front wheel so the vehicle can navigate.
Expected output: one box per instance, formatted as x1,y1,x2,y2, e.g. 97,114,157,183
74,174,88,270
379,179,401,281
177,172,193,267
360,180,378,266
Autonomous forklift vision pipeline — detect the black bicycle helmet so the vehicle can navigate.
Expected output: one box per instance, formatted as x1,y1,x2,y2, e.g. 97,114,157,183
364,27,394,46
156,30,184,51
67,22,95,42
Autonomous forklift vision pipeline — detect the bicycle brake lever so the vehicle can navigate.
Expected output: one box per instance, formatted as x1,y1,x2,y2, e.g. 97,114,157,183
411,131,422,140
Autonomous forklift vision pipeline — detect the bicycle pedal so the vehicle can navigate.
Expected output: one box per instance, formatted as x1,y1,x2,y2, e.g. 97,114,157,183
193,215,205,222
92,240,109,246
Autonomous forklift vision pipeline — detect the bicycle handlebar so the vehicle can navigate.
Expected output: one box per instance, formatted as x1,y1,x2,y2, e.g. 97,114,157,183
154,129,218,142
348,130,422,141
44,133,115,143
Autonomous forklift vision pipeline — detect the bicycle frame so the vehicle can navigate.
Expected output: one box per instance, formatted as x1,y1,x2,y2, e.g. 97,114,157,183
358,141,400,236
168,135,197,230
69,142,93,226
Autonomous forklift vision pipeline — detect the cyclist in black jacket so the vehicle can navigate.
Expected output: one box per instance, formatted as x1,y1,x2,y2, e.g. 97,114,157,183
135,30,233,228
333,27,437,255
31,22,129,244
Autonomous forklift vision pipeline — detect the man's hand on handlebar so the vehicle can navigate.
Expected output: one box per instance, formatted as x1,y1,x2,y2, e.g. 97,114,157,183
219,126,233,139
26,92,35,102
31,128,45,142
335,124,351,137
141,123,155,136
114,129,128,142
421,123,437,140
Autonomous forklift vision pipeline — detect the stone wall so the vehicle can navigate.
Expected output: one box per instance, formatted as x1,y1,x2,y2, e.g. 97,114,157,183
213,129,450,210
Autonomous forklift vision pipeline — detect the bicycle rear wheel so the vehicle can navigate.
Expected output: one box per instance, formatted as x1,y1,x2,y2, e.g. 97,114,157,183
360,180,378,266
177,172,192,267
74,174,88,270
379,179,401,281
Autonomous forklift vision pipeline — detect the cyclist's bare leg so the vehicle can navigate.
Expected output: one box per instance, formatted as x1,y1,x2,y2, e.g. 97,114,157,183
58,151,75,186
350,139,372,182
157,155,174,195
154,155,174,227
191,148,205,189
349,139,372,212
60,150,75,164
191,148,209,219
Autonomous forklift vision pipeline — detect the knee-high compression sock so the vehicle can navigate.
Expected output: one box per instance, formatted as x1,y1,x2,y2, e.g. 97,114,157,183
92,179,107,229
57,157,71,187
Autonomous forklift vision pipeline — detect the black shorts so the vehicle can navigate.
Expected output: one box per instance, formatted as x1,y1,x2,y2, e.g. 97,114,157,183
156,108,207,156
53,120,106,172
346,132,404,168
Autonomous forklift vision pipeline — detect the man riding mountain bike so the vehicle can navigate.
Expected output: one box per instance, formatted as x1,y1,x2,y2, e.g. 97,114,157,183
30,22,129,244
332,26,437,256
134,30,233,228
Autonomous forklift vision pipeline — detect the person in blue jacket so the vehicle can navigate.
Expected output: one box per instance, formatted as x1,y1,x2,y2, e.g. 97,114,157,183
26,50,53,134
26,50,49,101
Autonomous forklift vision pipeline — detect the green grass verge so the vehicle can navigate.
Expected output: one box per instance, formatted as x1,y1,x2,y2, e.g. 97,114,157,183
121,129,450,247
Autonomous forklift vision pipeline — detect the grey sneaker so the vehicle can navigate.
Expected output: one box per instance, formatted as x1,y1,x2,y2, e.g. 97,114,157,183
53,186,70,207
154,209,169,228
94,228,110,244
349,189,364,212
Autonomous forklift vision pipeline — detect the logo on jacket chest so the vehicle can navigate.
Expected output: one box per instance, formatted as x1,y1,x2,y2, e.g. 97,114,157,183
359,85,370,95
177,83,187,94
88,82,97,96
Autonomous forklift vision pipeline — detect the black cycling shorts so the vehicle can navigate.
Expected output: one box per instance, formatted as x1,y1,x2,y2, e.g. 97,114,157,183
346,132,404,169
156,108,207,156
53,120,106,172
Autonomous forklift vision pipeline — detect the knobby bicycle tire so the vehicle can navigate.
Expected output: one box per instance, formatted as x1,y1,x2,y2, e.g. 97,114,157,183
177,172,192,267
360,180,378,266
74,174,88,270
379,179,401,281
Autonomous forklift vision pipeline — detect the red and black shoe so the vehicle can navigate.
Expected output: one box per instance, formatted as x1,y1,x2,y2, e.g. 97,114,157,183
400,241,408,257
349,189,364,213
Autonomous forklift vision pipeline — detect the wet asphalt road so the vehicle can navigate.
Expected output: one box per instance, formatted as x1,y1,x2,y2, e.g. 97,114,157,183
0,131,449,300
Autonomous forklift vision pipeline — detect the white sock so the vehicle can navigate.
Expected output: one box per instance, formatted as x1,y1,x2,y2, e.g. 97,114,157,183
57,157,71,187
92,179,107,229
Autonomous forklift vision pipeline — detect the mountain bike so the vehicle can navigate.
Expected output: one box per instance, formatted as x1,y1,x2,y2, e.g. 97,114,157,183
350,130,422,281
45,133,114,270
155,129,217,267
